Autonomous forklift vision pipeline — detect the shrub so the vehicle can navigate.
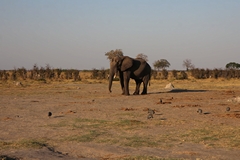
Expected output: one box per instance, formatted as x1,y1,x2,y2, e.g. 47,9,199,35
191,68,206,79
11,69,17,81
161,69,168,79
73,70,80,81
151,70,158,79
65,70,73,79
54,69,62,79
17,67,27,80
45,64,54,79
0,70,9,81
212,69,221,79
178,71,188,80
92,69,98,79
205,69,211,78
98,68,107,79
172,70,178,79
29,64,40,80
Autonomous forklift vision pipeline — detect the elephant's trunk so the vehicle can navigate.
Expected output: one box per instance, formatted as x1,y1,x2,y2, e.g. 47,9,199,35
108,68,116,93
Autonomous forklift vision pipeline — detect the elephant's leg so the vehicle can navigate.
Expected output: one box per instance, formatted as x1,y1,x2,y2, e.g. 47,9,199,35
141,82,147,95
141,76,150,95
133,79,141,95
119,72,125,95
123,72,130,95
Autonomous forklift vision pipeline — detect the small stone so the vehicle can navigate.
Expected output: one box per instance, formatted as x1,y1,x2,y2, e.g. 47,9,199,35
159,99,163,104
197,109,202,114
226,107,230,112
165,83,174,89
16,81,23,86
48,112,52,118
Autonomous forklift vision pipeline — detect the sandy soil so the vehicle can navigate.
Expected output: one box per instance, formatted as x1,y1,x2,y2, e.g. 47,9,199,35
0,80,240,160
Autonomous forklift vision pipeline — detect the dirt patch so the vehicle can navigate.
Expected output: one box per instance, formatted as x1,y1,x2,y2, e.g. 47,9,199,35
215,113,240,119
1,80,240,159
121,107,137,111
172,104,201,108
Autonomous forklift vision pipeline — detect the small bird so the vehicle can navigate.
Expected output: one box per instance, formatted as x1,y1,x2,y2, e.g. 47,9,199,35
226,107,230,112
148,109,155,115
159,99,163,104
197,109,202,114
147,114,153,119
147,109,155,119
48,112,52,118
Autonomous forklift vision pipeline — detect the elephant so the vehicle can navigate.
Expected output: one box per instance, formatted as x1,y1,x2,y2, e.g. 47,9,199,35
108,56,151,95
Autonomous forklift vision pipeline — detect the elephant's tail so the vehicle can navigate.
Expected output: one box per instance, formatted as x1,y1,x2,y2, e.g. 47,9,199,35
149,80,151,86
149,73,151,86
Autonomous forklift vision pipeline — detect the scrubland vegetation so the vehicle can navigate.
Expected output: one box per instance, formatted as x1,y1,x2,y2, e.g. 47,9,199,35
1,65,240,83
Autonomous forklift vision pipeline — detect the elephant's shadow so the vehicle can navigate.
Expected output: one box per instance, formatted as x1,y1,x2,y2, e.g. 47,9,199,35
148,89,207,94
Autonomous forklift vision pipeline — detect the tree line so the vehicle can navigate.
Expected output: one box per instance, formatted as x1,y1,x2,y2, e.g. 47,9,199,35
1,65,240,82
0,49,239,81
0,64,80,82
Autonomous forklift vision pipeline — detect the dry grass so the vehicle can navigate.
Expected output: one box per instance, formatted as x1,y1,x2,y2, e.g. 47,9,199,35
1,78,240,159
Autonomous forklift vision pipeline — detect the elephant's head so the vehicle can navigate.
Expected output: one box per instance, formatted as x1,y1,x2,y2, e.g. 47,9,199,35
108,56,133,93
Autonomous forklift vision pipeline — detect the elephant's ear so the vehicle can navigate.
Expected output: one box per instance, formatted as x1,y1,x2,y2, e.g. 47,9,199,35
120,56,133,71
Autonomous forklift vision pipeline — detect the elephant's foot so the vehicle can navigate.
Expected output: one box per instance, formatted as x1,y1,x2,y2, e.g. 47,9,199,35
141,92,147,95
122,92,130,96
133,91,139,95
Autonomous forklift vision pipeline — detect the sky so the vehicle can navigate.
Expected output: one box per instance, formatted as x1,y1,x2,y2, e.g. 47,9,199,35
0,0,240,70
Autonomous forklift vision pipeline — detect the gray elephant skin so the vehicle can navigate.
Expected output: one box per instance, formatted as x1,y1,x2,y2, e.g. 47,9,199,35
108,56,151,95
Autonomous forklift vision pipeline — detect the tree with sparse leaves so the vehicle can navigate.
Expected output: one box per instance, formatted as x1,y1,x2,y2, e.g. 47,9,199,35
105,49,124,60
136,53,148,61
153,59,170,71
225,62,240,69
183,59,195,71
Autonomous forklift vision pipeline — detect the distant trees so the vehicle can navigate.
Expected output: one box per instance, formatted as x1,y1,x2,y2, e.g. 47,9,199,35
136,53,148,61
105,49,124,60
226,62,240,69
182,59,195,71
153,59,170,71
190,68,240,79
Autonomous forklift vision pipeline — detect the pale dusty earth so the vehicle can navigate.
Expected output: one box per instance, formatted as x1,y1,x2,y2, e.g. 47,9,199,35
0,79,240,160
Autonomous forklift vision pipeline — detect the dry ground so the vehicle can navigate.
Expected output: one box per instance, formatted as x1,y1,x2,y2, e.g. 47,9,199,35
1,79,240,160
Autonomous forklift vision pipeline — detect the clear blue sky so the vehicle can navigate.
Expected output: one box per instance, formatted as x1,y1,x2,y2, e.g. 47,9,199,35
0,0,239,70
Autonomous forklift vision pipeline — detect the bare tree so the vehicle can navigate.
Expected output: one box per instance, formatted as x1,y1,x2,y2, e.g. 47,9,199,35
136,53,148,61
183,59,194,71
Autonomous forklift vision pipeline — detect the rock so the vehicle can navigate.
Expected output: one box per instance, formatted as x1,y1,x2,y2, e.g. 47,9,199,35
165,83,174,89
48,112,52,118
227,97,240,103
226,107,230,112
197,109,202,114
159,99,163,104
16,81,23,86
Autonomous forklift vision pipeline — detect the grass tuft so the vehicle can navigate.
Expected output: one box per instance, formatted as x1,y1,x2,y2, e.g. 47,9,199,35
65,130,106,142
0,139,47,149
